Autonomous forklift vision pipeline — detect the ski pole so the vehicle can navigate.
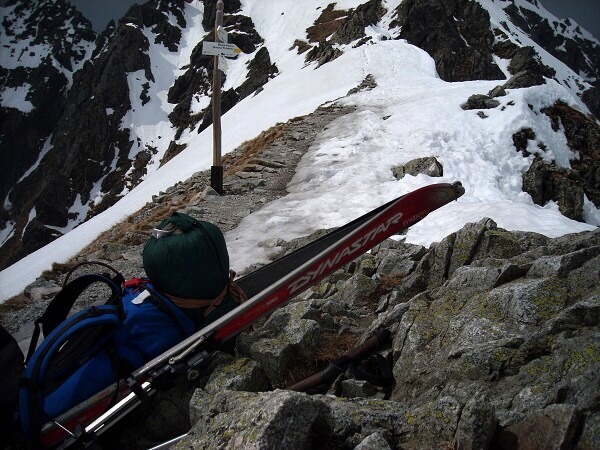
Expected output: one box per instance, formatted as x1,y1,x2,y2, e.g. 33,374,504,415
287,328,392,392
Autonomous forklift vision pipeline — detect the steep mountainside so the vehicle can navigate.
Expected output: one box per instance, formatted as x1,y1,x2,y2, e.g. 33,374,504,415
0,0,599,272
0,0,95,254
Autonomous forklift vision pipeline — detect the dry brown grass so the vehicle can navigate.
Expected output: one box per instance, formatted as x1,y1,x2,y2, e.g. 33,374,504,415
0,293,32,323
307,3,348,43
223,122,289,176
371,273,404,302
314,332,358,362
40,262,77,281
282,331,358,388
79,193,194,256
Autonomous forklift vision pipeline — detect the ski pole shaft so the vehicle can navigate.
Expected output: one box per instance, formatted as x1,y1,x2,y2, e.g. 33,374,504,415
287,328,391,392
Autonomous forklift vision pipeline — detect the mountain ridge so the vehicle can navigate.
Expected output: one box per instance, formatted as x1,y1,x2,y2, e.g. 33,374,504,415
1,0,599,299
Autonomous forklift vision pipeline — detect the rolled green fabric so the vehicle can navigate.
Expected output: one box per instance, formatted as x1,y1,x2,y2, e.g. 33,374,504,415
143,212,230,301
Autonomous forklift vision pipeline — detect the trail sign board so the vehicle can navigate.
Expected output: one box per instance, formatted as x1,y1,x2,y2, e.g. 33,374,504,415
218,55,229,72
202,41,241,57
216,26,228,44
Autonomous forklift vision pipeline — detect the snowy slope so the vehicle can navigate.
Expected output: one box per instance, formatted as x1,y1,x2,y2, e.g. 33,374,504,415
478,0,596,102
0,0,598,302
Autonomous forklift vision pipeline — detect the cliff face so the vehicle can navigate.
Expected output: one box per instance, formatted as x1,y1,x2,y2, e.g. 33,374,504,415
1,0,599,270
0,0,95,246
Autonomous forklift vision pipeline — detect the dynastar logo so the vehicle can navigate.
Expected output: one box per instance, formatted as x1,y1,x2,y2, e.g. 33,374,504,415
287,212,404,295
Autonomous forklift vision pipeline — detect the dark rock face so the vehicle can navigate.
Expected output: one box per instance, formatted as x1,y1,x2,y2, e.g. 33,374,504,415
20,219,63,258
520,102,600,222
393,0,505,82
503,2,600,83
201,0,242,30
304,41,344,67
522,156,585,222
330,0,386,45
0,0,95,204
123,0,186,52
512,128,536,156
499,2,600,118
0,0,96,268
582,86,600,119
1,9,157,269
503,70,546,89
170,11,271,137
302,0,387,66
507,46,555,79
0,63,69,207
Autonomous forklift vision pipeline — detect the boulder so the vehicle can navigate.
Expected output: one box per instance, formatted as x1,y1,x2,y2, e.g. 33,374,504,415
236,301,323,386
184,390,324,449
392,157,443,180
503,70,545,89
461,94,501,110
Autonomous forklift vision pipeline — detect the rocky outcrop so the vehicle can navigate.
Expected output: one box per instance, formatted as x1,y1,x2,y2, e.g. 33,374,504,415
458,85,598,223
520,102,600,222
330,0,386,45
302,0,387,66
462,94,501,110
103,218,600,450
493,1,600,118
0,1,162,270
392,157,443,179
522,157,585,222
170,4,271,136
582,86,600,120
393,0,505,82
393,0,598,115
493,40,556,81
502,2,599,85
542,102,600,207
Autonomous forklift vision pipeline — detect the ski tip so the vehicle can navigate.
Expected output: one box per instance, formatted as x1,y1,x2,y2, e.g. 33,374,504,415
451,181,465,199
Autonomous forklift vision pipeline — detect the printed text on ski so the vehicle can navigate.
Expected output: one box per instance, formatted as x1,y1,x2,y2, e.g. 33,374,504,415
287,211,412,295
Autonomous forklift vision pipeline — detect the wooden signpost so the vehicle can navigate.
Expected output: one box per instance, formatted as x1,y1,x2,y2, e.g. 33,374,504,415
201,0,241,195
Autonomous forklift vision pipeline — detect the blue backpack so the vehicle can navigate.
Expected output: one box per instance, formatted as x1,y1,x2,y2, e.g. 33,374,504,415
18,262,195,445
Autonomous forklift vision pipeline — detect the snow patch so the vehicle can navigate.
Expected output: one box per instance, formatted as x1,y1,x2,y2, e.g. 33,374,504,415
1,84,34,113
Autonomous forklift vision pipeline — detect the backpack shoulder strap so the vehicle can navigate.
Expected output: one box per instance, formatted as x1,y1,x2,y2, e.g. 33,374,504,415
26,263,124,363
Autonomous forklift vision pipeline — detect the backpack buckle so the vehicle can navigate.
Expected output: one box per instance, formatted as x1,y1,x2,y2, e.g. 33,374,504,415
123,278,147,291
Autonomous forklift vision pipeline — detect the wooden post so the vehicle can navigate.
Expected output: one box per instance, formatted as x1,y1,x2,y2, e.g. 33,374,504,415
211,0,224,195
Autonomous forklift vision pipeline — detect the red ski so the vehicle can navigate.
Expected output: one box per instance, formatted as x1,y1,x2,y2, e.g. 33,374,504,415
43,182,464,448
